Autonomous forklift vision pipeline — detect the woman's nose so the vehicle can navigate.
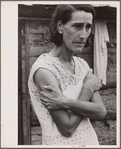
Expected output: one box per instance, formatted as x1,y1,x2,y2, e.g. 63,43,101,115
79,28,87,39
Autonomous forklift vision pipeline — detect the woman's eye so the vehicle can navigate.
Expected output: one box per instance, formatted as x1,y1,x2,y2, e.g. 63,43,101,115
74,25,83,29
86,24,92,29
73,24,92,31
74,25,79,28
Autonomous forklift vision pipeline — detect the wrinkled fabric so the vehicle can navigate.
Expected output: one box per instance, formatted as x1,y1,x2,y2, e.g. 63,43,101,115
94,20,109,85
28,53,99,145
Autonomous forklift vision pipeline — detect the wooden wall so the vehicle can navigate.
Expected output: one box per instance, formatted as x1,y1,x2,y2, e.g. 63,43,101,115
18,5,117,145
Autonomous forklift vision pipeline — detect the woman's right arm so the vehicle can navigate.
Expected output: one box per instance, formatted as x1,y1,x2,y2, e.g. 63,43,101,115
40,71,106,120
62,72,106,119
34,68,92,137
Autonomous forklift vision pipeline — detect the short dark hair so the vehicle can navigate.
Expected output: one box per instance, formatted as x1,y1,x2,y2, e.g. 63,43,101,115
49,4,95,46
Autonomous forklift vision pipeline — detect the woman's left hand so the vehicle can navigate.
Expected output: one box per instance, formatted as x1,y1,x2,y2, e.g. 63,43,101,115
40,86,67,110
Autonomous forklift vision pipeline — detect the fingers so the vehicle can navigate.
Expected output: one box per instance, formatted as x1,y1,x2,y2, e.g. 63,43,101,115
40,89,56,110
44,85,55,92
41,101,50,109
40,95,48,102
97,78,102,85
40,86,55,98
95,79,102,91
41,100,53,110
40,96,51,108
86,69,93,77
87,75,98,82
88,69,93,75
41,100,48,106
40,90,49,98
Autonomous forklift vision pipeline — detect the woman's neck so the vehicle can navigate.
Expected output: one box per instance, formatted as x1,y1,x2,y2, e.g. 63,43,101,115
49,44,74,64
48,45,75,74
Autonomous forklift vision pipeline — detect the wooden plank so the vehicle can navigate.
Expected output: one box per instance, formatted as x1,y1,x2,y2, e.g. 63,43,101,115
101,81,116,90
31,140,42,145
31,126,42,135
31,126,42,145
104,110,116,120
22,20,31,145
18,20,23,145
31,134,42,141
29,20,49,34
18,5,116,21
29,46,51,57
19,17,51,21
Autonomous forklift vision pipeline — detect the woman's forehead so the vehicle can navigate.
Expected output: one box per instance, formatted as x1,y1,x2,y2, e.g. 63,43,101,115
70,10,93,23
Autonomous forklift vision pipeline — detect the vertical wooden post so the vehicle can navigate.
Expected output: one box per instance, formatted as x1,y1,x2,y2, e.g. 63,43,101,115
22,20,31,145
18,20,23,145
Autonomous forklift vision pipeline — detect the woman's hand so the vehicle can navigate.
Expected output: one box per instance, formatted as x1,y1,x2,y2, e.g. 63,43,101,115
34,68,83,137
40,86,68,110
83,70,102,93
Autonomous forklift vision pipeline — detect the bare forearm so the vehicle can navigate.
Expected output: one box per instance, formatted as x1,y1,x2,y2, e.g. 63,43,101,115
68,113,83,135
62,87,90,128
68,110,83,128
63,91,106,120
66,100,100,119
50,109,82,137
78,86,93,102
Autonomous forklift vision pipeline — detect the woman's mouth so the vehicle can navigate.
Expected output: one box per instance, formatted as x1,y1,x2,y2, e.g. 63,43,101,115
74,42,85,46
77,42,84,44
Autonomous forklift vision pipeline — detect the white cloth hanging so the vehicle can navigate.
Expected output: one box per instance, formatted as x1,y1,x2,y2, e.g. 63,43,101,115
94,20,109,85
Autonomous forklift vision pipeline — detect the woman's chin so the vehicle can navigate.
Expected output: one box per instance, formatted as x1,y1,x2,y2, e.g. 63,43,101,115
74,48,84,54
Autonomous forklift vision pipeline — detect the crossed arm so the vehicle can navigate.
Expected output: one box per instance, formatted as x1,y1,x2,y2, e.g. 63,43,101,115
34,68,106,137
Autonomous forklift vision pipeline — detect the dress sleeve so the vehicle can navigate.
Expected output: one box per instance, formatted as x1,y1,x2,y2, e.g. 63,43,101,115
81,59,91,71
31,58,58,81
77,57,91,73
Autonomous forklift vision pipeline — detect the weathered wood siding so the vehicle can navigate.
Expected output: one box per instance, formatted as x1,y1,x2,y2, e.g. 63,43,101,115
20,18,117,145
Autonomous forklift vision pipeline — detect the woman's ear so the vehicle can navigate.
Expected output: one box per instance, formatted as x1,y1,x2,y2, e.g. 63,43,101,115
57,20,63,34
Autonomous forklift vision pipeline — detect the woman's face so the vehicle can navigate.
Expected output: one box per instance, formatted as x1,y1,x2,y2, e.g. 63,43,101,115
62,10,93,53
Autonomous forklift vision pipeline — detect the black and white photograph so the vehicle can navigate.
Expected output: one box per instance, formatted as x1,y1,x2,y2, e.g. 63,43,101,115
1,1,120,148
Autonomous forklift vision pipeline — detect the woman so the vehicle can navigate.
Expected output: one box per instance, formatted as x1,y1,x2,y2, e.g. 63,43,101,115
28,4,106,145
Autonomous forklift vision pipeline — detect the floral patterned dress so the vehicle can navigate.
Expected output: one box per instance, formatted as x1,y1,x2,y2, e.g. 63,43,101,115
28,53,99,145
